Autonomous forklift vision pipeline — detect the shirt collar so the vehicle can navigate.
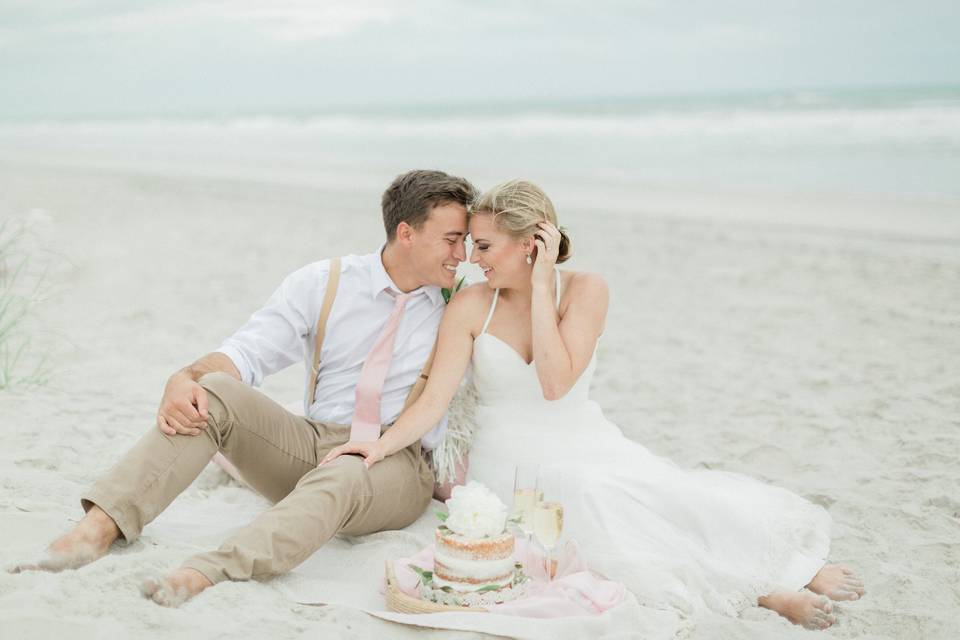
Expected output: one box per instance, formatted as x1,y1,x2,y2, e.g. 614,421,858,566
368,245,445,308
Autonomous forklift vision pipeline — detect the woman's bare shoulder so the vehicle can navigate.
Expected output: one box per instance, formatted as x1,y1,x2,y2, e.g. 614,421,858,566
445,282,494,317
451,281,494,304
562,270,609,297
443,282,495,337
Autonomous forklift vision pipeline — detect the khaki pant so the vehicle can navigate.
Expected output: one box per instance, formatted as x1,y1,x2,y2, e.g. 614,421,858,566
81,372,434,584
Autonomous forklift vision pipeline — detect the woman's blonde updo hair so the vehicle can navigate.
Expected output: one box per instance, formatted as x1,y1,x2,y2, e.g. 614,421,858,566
472,179,572,263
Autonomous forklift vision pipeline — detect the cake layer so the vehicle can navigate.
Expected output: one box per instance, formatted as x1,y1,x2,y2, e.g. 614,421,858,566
433,571,514,593
434,550,515,580
435,529,514,561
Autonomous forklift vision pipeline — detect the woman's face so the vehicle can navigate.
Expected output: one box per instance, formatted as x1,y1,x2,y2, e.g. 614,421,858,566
469,213,531,288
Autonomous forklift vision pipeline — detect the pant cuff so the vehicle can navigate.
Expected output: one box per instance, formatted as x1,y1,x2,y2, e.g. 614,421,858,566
80,490,139,544
181,556,231,585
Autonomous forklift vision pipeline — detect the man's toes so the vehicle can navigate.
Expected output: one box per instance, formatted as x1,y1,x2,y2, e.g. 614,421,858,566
144,580,175,607
139,578,161,598
802,611,833,631
143,578,191,608
809,612,837,631
155,584,189,608
806,618,832,631
9,555,57,574
151,587,173,607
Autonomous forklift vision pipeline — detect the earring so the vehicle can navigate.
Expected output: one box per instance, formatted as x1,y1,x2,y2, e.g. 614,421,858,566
525,254,532,265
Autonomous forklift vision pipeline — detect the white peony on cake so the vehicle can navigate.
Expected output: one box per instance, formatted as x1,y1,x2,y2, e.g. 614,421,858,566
411,482,527,607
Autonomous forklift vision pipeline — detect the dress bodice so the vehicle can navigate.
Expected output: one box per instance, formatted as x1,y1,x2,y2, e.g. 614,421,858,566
471,333,596,408
470,271,596,409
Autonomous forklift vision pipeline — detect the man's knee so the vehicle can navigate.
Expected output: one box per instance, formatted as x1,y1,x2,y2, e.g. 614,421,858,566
197,372,245,428
198,371,242,396
288,459,371,531
299,456,369,495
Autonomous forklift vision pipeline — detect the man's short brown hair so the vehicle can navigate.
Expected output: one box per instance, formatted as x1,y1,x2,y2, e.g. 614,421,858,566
381,170,477,242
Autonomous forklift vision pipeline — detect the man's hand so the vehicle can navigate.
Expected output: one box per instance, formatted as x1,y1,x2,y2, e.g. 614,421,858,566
157,372,209,436
319,440,386,469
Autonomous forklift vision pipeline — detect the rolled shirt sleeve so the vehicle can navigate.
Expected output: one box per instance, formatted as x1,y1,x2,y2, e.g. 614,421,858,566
216,261,328,387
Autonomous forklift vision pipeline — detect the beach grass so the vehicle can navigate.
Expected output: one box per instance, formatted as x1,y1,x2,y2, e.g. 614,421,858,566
0,220,50,389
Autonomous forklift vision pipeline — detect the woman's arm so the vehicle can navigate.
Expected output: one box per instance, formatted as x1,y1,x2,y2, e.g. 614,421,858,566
530,223,609,400
319,286,484,468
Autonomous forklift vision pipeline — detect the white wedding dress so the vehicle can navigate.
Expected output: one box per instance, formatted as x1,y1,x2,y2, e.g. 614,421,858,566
466,273,832,616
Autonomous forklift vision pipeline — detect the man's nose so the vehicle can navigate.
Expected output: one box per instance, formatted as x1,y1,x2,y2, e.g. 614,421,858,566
453,239,466,262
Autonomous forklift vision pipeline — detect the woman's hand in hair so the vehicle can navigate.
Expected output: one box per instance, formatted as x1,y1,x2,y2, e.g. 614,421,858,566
531,221,561,286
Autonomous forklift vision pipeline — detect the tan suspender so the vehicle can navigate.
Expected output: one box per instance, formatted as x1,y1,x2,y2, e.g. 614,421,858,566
306,256,439,414
308,257,341,405
402,339,438,411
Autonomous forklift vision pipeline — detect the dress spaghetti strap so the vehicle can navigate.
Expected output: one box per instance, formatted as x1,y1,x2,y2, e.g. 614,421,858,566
480,289,500,335
482,271,555,335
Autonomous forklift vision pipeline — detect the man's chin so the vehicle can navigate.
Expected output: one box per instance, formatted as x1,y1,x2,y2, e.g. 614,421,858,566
422,275,455,290
439,270,458,288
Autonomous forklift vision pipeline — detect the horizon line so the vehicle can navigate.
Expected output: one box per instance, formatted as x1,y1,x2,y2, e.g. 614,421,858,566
2,81,959,124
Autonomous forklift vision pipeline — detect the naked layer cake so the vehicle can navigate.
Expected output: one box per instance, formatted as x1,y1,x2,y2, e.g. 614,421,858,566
433,528,515,591
415,482,527,607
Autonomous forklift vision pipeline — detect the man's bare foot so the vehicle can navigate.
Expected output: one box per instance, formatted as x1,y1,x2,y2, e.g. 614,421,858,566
759,590,836,631
807,564,865,601
8,506,120,574
140,568,213,607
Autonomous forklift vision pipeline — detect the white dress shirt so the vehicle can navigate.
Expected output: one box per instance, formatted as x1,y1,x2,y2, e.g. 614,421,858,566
216,248,447,448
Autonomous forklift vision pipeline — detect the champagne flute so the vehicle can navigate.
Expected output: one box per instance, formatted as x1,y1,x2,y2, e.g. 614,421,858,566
511,464,541,540
533,485,564,580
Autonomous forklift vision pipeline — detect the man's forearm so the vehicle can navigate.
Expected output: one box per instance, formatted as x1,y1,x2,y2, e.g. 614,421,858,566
377,394,446,457
177,352,241,382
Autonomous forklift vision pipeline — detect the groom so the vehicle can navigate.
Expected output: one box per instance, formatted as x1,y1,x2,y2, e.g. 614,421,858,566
11,169,477,606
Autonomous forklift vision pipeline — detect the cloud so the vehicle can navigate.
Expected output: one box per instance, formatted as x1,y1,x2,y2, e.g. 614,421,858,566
0,0,400,44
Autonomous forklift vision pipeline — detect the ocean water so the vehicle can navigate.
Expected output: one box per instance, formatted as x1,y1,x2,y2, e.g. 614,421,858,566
1,85,958,234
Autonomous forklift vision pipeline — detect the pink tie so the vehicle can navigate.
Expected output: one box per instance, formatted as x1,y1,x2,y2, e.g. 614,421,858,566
350,291,411,441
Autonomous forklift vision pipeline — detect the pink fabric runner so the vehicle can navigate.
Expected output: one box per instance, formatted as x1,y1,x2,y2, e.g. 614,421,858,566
389,537,627,618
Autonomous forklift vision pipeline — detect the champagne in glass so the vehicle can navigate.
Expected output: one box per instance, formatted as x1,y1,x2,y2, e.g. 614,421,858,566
533,478,564,580
533,501,564,551
512,465,540,538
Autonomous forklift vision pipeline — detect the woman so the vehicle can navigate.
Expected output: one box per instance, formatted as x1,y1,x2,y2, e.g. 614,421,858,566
322,180,864,629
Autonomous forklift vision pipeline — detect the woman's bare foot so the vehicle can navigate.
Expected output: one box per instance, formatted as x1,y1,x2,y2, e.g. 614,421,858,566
8,506,120,573
759,590,836,631
140,568,213,607
807,564,865,601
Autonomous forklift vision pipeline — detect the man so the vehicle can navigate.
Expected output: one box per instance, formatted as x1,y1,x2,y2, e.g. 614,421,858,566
11,169,477,606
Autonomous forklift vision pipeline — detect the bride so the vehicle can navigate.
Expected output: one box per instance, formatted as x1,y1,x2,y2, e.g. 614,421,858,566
322,179,865,630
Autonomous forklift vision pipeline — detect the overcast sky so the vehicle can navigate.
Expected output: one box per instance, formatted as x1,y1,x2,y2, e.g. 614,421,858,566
1,0,958,119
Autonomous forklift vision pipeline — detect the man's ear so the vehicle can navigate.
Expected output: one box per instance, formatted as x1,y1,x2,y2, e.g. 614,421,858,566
396,221,415,246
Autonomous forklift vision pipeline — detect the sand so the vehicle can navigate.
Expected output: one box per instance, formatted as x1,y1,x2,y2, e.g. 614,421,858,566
1,155,958,639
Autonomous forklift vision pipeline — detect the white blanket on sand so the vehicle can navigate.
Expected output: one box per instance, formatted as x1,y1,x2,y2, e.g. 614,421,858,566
146,483,682,640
